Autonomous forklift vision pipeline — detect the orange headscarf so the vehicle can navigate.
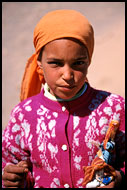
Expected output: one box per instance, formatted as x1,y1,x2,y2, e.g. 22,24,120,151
20,9,94,101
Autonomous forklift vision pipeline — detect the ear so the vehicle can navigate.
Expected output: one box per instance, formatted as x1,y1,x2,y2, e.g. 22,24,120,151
37,60,44,76
37,60,43,69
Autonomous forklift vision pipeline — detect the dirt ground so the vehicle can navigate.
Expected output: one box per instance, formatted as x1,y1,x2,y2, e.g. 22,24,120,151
2,2,125,130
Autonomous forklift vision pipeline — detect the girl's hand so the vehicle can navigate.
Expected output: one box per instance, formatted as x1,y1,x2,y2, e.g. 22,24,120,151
2,161,29,188
97,170,123,188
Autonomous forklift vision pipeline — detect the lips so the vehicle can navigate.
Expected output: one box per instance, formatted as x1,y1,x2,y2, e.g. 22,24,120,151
59,85,75,89
58,85,76,92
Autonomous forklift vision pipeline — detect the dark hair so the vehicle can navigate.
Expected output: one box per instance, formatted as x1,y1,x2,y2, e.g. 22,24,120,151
37,48,43,61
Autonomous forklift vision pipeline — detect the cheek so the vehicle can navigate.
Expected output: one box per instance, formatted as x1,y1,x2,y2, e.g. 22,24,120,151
43,69,57,85
75,69,88,82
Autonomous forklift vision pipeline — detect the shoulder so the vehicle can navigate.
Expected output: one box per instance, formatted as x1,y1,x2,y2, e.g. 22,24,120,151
91,85,125,107
10,92,43,117
96,90,125,130
96,89,125,114
103,92,125,113
106,93,125,104
87,84,124,112
89,86,125,120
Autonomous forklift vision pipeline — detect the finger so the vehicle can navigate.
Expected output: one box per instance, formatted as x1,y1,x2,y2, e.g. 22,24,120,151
3,179,25,188
4,164,28,174
2,170,26,181
17,161,29,168
7,187,18,188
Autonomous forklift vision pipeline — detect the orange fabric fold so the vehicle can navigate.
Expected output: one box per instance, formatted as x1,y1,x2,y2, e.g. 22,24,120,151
82,157,116,186
20,9,94,101
20,53,45,101
103,120,120,150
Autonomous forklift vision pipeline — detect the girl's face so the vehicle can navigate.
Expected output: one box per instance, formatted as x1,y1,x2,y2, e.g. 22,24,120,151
39,38,89,100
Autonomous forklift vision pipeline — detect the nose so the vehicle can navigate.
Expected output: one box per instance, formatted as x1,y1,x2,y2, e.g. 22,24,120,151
62,65,74,83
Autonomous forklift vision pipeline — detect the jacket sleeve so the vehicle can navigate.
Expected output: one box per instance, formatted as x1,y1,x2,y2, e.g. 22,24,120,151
114,97,125,172
2,105,34,188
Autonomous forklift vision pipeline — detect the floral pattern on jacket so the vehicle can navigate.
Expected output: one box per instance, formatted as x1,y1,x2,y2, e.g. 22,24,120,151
2,84,125,188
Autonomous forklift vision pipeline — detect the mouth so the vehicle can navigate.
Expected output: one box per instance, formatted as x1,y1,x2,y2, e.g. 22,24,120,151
59,85,76,89
58,85,76,92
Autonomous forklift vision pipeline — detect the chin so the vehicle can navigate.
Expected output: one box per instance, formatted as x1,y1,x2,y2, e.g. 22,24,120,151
61,96,73,100
57,93,76,100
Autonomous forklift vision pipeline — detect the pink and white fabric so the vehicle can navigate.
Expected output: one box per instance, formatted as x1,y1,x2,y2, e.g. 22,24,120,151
2,83,125,188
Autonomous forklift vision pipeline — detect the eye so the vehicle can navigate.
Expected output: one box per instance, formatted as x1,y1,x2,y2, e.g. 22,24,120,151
47,61,63,67
73,61,88,66
74,61,84,65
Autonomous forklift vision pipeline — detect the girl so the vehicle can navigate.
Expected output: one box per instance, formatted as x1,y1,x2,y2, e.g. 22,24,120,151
2,9,125,188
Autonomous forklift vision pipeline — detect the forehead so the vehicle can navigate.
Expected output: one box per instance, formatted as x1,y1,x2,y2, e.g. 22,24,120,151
42,38,89,57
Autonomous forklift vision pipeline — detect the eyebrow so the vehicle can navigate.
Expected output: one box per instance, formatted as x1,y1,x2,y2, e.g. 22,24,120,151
73,56,88,61
47,58,63,62
47,56,88,62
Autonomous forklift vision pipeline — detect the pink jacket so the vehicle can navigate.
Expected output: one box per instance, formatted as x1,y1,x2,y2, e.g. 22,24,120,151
2,83,125,188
